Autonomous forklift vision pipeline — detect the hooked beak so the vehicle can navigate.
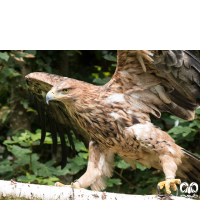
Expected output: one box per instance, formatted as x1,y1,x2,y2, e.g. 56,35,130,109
46,90,56,105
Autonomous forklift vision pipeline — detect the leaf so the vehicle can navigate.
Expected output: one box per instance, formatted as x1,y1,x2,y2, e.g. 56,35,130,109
31,161,43,174
195,108,200,114
65,162,85,175
70,165,85,174
31,153,40,162
78,152,88,159
0,68,21,83
36,176,59,185
0,159,12,165
44,136,53,144
37,164,54,177
133,161,146,171
0,52,9,61
37,160,70,177
115,159,130,169
37,161,56,177
3,136,20,145
14,155,30,165
170,116,187,124
30,132,42,141
2,108,10,123
103,54,117,62
0,159,13,173
20,100,29,109
74,141,88,152
93,77,111,85
45,160,56,167
7,145,31,157
18,130,32,141
73,156,87,166
30,130,50,142
17,174,36,183
52,166,70,176
3,140,19,145
11,51,26,59
106,178,121,187
168,126,195,137
189,120,200,128
19,142,31,147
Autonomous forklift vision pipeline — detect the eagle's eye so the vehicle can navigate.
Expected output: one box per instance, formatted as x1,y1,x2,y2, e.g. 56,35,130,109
62,89,70,93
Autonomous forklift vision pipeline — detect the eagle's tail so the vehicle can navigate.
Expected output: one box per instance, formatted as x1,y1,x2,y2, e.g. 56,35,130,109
177,149,200,186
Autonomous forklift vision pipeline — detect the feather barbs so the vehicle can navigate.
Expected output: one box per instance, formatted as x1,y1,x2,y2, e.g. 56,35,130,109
136,50,154,73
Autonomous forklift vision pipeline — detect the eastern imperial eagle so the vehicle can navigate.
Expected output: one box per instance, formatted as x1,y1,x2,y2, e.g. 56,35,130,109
26,50,200,195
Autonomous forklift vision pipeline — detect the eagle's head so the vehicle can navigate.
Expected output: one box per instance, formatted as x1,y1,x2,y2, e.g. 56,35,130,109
46,78,84,105
46,77,97,105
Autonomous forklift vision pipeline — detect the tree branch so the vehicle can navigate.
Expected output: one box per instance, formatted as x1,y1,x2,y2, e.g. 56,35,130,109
0,180,188,200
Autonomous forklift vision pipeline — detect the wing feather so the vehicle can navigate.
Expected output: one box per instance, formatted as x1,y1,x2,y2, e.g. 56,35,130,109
36,97,46,145
26,72,89,168
176,149,200,185
56,123,68,168
113,50,200,121
46,110,57,155
30,91,47,145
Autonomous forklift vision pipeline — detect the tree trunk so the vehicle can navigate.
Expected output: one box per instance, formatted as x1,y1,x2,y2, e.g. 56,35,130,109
0,180,188,200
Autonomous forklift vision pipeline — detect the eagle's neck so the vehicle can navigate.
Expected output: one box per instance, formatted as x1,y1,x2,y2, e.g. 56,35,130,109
64,85,104,134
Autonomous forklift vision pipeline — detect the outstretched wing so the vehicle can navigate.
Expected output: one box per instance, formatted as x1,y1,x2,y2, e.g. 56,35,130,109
26,72,89,168
113,50,200,121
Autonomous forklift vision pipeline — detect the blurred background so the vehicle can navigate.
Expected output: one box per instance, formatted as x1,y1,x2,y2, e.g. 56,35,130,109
0,50,200,195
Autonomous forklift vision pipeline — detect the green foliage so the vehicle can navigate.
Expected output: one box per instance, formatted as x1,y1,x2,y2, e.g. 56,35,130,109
0,129,126,188
0,130,65,185
0,52,9,62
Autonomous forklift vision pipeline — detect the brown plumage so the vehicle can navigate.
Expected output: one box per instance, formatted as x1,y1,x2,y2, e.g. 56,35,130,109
26,50,200,194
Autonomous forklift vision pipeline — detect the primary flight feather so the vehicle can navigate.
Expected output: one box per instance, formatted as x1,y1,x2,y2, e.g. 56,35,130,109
26,50,200,194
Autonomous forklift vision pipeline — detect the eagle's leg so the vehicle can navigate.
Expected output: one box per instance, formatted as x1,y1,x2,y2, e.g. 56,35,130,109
56,139,114,190
157,155,181,195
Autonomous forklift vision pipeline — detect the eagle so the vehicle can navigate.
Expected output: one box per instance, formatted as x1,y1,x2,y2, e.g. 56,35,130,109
25,50,200,195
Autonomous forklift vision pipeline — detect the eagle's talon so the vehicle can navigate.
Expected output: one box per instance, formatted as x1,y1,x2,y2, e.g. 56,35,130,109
157,178,181,195
55,181,84,189
55,182,66,187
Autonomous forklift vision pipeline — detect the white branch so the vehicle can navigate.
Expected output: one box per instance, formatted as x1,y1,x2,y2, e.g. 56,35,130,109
0,180,189,200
